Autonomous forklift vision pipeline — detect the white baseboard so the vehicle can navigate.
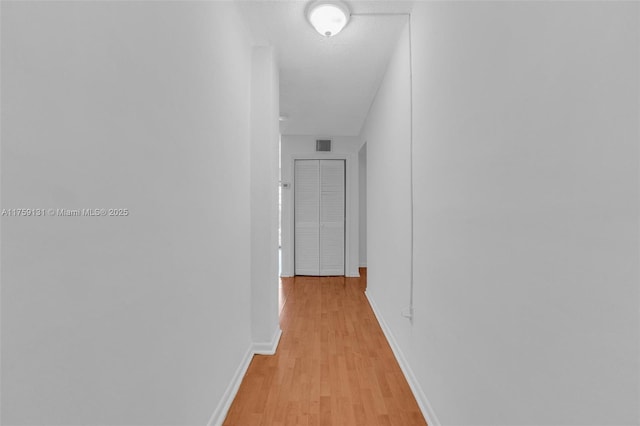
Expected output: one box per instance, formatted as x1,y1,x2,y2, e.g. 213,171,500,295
253,327,282,355
207,345,254,426
207,328,283,426
365,291,441,426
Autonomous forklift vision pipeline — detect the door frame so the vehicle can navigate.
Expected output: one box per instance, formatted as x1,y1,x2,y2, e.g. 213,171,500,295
285,152,359,277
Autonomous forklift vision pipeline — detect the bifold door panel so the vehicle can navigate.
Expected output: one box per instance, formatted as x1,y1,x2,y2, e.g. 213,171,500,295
294,160,321,275
294,160,345,276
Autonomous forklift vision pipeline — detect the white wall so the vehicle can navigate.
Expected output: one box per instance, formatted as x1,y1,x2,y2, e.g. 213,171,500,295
1,2,256,425
249,46,281,350
362,2,639,425
358,143,367,268
280,136,360,277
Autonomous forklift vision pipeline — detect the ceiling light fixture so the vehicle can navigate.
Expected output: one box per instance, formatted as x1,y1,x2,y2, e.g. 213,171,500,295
306,0,350,37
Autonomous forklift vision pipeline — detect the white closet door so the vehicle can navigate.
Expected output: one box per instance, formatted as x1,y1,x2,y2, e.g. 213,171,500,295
294,160,320,275
294,159,345,276
319,160,345,275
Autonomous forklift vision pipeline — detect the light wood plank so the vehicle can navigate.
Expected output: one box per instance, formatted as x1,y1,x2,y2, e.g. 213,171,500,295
224,269,427,426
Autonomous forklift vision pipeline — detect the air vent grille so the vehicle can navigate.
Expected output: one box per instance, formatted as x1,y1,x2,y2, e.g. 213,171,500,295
316,139,331,152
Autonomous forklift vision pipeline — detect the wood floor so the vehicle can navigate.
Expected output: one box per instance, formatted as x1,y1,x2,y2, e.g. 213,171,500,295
223,269,427,426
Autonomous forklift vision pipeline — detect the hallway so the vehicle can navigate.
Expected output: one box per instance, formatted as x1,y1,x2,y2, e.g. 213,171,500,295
224,271,426,426
2,1,638,425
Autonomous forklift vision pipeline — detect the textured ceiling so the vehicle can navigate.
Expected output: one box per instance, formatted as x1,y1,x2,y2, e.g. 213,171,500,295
237,1,413,136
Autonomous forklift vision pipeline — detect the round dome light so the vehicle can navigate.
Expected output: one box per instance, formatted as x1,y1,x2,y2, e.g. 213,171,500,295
306,1,350,37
